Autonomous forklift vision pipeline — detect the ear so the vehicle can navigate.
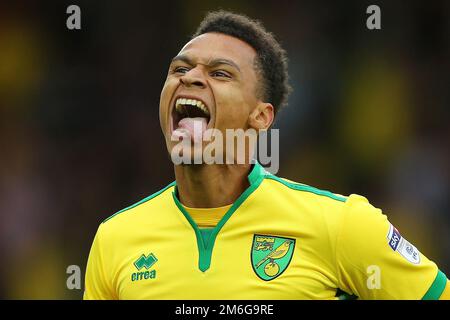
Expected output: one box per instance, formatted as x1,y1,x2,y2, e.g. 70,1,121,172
248,102,275,130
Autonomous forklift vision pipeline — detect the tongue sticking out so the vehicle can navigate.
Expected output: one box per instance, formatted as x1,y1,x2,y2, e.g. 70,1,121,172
173,117,208,142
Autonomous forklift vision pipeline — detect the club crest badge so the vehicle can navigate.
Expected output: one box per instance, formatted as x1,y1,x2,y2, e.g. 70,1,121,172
251,234,295,281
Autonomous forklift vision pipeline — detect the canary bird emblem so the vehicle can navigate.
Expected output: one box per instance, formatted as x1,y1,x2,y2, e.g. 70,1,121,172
251,234,296,281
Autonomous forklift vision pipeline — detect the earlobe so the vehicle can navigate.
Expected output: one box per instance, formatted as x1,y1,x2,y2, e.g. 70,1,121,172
249,103,274,130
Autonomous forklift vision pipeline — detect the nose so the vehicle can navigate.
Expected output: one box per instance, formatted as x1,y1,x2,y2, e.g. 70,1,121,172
179,67,206,89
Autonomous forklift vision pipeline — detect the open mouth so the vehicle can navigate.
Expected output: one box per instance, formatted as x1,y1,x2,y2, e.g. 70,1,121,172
172,97,211,128
171,97,212,143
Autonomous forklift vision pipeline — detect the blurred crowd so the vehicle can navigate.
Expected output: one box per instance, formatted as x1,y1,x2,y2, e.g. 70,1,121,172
0,1,449,299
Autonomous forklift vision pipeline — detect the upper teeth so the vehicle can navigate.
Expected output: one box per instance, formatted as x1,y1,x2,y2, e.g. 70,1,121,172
175,98,210,116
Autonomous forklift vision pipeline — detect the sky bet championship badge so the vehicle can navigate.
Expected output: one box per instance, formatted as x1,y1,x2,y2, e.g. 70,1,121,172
251,234,296,281
387,224,421,264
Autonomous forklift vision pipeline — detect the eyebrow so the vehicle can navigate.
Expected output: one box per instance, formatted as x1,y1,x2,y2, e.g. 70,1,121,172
171,54,241,73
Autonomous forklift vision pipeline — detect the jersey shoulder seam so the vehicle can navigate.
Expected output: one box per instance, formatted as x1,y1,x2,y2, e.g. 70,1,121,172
102,181,176,224
264,175,347,202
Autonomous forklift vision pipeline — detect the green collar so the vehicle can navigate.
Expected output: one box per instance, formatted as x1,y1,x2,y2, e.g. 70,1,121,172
172,161,268,272
248,161,269,185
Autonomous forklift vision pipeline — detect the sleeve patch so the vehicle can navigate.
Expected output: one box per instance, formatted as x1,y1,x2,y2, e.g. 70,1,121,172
387,224,421,265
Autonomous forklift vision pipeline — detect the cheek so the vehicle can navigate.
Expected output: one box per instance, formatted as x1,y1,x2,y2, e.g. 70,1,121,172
159,78,176,129
216,88,252,127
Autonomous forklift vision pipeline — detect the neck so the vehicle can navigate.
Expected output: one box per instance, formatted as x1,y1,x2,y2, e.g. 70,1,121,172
174,164,252,208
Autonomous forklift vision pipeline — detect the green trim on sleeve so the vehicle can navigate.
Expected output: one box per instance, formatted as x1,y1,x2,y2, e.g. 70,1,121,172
102,181,176,223
422,270,448,300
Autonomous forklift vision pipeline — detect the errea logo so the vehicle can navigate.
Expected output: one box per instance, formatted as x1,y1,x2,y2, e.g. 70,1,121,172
131,253,157,281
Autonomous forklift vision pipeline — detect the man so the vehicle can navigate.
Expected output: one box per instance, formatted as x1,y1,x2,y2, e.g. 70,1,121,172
84,11,449,299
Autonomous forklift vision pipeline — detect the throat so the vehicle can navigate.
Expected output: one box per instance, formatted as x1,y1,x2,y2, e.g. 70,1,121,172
174,164,251,208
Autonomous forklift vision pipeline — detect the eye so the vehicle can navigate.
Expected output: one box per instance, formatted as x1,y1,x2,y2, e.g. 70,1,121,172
173,66,190,74
211,70,231,78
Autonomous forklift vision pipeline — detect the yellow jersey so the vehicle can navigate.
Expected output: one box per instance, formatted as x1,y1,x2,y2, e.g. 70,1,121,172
84,162,447,299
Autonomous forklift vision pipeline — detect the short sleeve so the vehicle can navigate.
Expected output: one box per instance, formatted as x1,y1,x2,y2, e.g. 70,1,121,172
84,224,116,300
336,194,447,300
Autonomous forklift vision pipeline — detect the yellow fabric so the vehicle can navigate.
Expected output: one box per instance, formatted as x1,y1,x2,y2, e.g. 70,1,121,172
84,166,444,300
335,194,439,299
182,204,232,228
439,280,450,300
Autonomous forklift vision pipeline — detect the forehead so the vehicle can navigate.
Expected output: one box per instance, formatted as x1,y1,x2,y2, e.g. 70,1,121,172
176,32,257,69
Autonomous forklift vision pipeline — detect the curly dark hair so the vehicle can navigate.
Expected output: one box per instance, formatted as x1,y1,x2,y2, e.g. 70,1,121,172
192,10,291,114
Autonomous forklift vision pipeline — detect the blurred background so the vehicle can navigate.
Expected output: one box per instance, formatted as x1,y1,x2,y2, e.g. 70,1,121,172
0,0,449,299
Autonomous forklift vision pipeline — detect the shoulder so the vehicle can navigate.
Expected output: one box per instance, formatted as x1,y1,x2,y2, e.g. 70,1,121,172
262,173,348,206
101,181,176,227
88,182,176,266
263,173,378,212
260,174,350,239
261,173,382,229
